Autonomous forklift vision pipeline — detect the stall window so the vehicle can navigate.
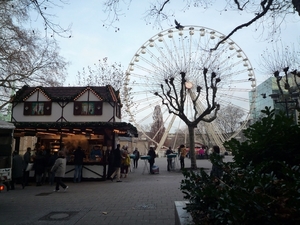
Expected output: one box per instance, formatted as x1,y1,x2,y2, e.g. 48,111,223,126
24,102,52,115
74,101,103,115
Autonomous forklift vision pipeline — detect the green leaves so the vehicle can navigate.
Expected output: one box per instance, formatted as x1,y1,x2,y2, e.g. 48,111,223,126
181,107,300,224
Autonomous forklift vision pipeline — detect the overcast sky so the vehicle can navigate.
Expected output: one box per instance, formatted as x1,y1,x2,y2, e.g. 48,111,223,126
34,1,300,86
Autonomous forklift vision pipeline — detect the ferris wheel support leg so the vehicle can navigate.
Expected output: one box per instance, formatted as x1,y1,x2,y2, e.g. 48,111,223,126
156,115,177,156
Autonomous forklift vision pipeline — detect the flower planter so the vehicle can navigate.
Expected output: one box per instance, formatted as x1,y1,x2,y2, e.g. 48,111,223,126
174,201,194,225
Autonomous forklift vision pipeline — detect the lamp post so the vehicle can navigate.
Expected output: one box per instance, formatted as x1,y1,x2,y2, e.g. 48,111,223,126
269,92,299,118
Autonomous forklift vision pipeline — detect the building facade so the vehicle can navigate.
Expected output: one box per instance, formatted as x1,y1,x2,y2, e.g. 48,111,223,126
10,85,138,180
251,75,299,123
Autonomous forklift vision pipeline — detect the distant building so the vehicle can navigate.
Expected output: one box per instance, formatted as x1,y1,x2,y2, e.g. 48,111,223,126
251,75,299,123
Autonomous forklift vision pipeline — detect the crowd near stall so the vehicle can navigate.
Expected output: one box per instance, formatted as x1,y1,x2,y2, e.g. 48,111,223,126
9,85,138,183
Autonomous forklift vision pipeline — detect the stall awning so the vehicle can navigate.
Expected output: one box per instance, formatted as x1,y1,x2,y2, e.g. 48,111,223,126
12,121,138,137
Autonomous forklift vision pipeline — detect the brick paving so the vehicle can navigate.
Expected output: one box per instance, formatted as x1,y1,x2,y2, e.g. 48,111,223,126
0,156,228,225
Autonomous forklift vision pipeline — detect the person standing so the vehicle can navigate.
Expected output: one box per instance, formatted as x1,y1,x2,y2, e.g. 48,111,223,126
90,146,102,160
132,147,140,168
121,150,131,178
110,144,123,182
147,147,156,174
23,147,32,186
105,146,114,179
179,144,187,170
42,149,52,185
51,151,68,192
166,147,173,171
33,150,46,186
210,145,223,179
10,151,24,190
73,146,85,183
48,151,58,185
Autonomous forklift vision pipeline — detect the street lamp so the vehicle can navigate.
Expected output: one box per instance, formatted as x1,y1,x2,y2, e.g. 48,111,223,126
269,92,299,117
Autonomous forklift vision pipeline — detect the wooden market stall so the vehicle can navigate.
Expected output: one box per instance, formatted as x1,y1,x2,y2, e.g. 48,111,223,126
10,85,138,180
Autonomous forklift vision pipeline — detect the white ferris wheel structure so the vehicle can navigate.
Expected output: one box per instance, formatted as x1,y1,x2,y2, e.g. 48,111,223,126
123,25,257,151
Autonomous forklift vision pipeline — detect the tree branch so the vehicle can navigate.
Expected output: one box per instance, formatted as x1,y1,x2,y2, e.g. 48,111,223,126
211,0,274,51
158,0,170,13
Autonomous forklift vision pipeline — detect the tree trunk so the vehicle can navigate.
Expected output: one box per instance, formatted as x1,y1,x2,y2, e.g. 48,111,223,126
188,125,197,169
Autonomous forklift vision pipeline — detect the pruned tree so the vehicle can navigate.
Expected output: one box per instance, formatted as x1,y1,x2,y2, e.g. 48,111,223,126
0,2,68,114
154,69,220,169
74,57,124,91
260,43,300,110
103,0,300,50
149,105,166,147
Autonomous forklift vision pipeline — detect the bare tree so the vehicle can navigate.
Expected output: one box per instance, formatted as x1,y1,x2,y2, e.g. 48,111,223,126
74,57,124,91
5,0,72,38
102,0,300,50
260,43,300,110
0,2,68,113
154,69,220,169
149,105,166,146
215,104,245,134
260,42,300,76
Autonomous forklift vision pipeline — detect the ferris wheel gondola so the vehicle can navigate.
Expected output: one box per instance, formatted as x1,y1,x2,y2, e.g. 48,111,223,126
123,26,257,151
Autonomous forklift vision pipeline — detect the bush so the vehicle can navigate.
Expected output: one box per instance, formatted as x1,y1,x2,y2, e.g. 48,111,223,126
180,107,300,224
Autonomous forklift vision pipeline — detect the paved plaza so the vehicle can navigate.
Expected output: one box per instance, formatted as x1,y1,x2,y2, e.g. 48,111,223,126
0,156,232,225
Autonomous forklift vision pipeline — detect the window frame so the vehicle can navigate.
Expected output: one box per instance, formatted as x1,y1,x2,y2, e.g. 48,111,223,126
23,102,52,115
74,101,103,115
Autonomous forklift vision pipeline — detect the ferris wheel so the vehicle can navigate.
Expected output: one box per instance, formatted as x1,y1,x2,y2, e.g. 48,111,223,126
123,25,257,151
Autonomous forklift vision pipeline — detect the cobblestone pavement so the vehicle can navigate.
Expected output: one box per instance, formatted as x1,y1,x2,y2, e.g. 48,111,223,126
0,157,231,225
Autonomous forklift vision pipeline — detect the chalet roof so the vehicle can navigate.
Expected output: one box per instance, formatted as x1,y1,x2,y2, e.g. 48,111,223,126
11,85,120,102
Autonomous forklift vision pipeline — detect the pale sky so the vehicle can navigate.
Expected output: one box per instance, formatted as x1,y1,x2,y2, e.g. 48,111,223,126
36,1,299,86
25,1,300,138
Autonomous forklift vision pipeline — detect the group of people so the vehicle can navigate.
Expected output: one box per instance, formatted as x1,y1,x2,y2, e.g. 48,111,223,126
165,144,222,178
69,144,141,183
107,144,140,182
9,143,223,191
164,145,187,171
10,147,68,192
10,147,57,189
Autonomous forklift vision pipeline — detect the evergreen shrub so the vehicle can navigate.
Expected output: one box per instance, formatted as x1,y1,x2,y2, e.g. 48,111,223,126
180,107,300,224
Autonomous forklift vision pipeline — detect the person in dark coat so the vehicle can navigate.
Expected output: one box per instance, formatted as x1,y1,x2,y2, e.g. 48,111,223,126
210,145,223,179
179,144,187,170
23,147,32,186
10,151,24,190
166,147,173,171
73,146,85,183
33,150,46,186
109,144,123,182
42,149,52,184
133,147,140,168
105,146,114,179
48,151,58,185
147,147,156,174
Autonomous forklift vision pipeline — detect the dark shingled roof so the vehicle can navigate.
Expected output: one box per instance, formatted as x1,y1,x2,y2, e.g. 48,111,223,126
12,85,120,102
